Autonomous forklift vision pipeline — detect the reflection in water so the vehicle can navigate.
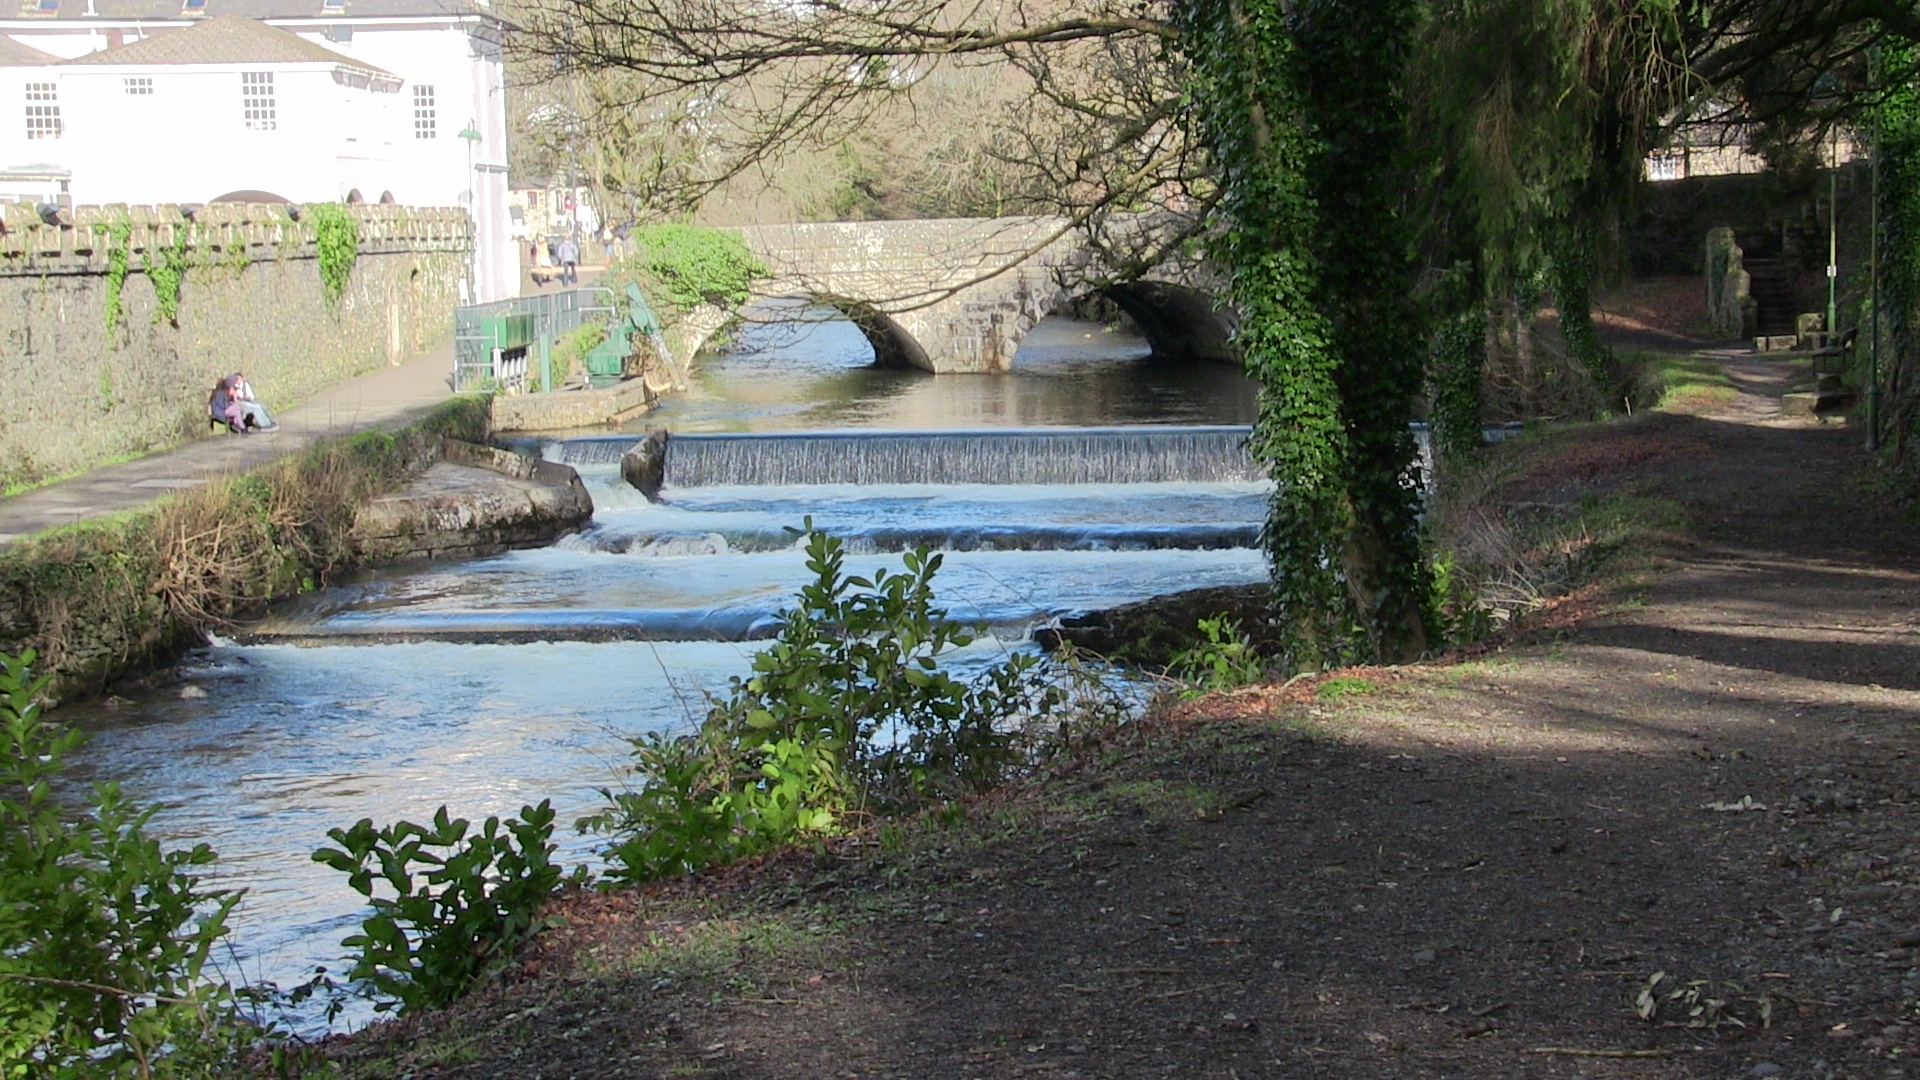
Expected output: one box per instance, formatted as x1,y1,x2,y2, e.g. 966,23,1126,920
640,303,1259,433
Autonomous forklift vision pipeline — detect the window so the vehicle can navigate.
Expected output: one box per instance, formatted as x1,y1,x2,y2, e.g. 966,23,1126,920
1646,151,1685,183
241,71,274,130
124,77,153,96
180,0,205,12
412,84,435,139
24,0,58,13
321,0,345,10
24,82,59,140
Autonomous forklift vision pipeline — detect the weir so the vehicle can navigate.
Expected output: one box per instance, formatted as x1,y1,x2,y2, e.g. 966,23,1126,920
556,426,1262,490
552,422,1522,497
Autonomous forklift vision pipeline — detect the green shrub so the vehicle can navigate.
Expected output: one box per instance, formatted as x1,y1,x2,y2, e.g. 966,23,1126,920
548,321,608,385
312,801,563,1014
0,649,242,1077
1167,615,1264,693
580,524,1057,885
610,225,764,312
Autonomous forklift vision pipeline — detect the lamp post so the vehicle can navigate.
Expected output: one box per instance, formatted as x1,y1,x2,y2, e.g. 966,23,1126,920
1870,49,1884,453
1829,122,1840,339
459,121,482,303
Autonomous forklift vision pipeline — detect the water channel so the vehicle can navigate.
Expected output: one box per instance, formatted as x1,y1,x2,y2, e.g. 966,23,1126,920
64,306,1269,1023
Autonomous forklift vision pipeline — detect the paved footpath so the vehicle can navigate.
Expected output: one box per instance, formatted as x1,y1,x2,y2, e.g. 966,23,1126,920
0,340,455,545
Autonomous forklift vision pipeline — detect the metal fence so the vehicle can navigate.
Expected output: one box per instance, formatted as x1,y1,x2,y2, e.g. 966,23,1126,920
451,287,615,393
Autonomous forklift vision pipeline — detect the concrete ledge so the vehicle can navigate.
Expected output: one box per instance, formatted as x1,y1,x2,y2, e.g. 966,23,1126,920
490,378,655,433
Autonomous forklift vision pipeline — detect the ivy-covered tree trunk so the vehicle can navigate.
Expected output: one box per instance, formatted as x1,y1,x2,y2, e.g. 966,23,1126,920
1182,0,1431,668
1428,305,1487,457
1294,0,1432,662
1877,42,1920,464
1550,214,1609,389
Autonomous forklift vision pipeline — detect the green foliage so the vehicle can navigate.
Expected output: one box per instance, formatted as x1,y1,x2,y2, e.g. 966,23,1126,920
1429,305,1486,457
615,224,765,312
309,203,361,308
1168,615,1264,694
1876,43,1920,463
0,395,492,697
548,321,608,386
0,650,242,1077
100,220,132,338
313,801,563,1014
1182,0,1434,670
1179,0,1348,669
1549,219,1611,387
146,226,193,328
1314,675,1377,700
582,524,1056,885
1428,550,1493,645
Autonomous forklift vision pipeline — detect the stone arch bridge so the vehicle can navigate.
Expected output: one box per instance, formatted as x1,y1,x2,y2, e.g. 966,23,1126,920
667,216,1234,375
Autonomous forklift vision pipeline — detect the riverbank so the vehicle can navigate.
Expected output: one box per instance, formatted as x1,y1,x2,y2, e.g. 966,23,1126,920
286,352,1920,1078
0,397,500,702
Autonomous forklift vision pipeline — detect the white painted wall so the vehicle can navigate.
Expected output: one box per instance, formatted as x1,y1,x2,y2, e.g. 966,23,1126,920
0,15,514,300
48,64,400,206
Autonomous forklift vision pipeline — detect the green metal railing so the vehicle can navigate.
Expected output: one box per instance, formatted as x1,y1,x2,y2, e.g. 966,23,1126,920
452,288,613,393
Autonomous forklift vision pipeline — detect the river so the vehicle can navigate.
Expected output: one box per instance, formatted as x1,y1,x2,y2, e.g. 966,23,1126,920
62,307,1268,1024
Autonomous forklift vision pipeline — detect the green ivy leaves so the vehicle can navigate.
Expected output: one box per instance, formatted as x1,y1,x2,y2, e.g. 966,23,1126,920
309,203,361,308
615,224,765,312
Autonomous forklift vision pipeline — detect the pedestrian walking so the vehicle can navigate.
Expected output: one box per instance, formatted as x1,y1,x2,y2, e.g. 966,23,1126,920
558,235,580,285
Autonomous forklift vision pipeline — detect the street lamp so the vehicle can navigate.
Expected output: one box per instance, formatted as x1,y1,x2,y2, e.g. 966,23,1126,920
460,122,482,303
1815,72,1840,339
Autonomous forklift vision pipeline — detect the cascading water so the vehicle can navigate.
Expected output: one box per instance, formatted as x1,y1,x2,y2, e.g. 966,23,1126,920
60,308,1273,1032
654,426,1258,488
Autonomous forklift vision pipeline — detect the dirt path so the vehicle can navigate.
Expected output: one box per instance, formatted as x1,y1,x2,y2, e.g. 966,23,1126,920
319,353,1920,1080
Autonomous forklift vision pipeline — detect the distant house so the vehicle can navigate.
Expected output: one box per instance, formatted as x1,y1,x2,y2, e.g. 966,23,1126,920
0,1,513,302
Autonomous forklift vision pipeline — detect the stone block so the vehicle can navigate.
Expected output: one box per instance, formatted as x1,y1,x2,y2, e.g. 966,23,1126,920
349,460,593,563
489,378,656,432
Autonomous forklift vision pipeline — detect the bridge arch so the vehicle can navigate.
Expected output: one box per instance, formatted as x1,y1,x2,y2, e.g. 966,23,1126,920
678,294,934,373
1003,280,1238,368
814,295,931,371
1098,281,1238,366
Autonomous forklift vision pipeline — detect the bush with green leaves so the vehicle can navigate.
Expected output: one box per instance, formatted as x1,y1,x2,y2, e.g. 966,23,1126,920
611,224,765,312
0,649,241,1077
580,524,1058,885
312,801,563,1014
1168,615,1265,694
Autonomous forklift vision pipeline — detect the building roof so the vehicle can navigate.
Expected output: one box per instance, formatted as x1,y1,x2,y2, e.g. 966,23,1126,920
60,14,395,73
0,33,54,64
7,0,487,20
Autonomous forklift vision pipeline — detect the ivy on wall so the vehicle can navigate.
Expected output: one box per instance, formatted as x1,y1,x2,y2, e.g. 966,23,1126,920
100,220,132,338
146,227,193,328
310,203,361,308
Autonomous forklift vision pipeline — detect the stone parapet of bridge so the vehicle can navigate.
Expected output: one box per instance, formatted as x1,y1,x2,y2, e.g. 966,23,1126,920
671,215,1234,374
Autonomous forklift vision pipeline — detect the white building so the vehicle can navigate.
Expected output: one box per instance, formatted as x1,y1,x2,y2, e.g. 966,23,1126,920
0,2,513,301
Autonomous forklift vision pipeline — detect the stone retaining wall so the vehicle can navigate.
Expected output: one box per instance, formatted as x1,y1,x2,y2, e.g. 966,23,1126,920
0,202,471,491
489,376,656,432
